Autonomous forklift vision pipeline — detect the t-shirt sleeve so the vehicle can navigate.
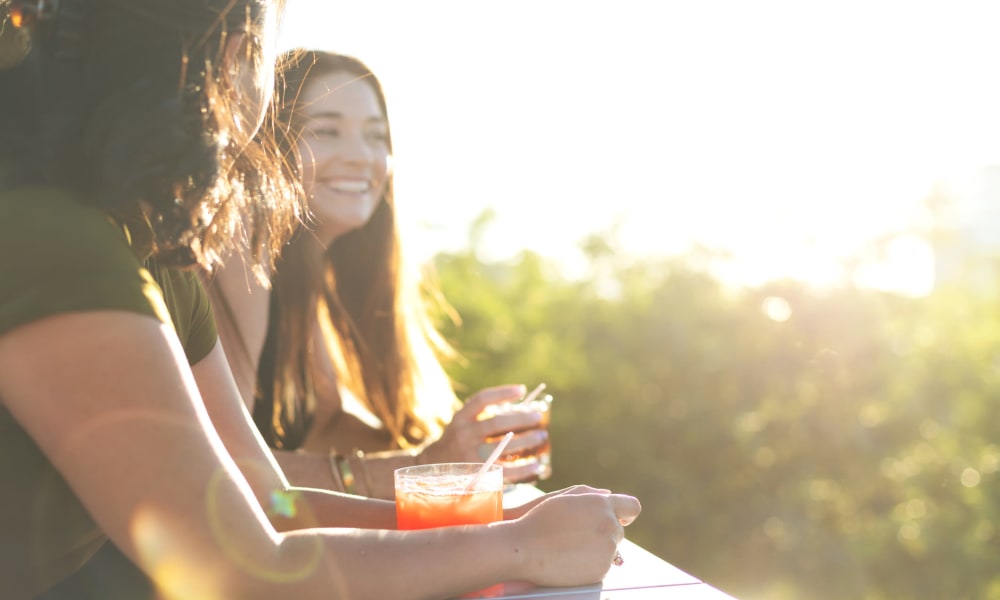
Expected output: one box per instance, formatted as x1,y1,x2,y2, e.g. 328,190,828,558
154,267,218,366
0,188,168,338
186,276,218,365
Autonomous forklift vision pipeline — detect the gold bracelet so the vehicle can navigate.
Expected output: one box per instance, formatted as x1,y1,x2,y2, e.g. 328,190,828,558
339,454,357,494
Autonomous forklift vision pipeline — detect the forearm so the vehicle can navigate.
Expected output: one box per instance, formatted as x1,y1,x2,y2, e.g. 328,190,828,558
276,444,418,500
280,487,398,530
347,447,421,500
281,521,524,600
257,449,394,530
271,447,337,489
164,522,521,600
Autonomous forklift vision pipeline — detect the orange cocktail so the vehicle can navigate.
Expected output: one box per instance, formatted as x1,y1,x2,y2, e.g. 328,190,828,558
395,463,505,598
394,463,503,530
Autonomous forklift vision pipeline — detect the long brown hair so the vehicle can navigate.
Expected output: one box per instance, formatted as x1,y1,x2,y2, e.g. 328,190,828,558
0,0,299,271
255,50,459,450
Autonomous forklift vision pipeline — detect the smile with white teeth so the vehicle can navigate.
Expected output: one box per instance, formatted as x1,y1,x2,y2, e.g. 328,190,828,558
326,180,370,193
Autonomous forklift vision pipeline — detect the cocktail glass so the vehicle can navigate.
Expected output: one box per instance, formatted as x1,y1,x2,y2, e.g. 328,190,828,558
395,463,505,597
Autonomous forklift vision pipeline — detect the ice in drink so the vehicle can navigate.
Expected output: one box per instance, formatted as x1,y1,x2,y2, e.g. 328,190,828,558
394,463,503,530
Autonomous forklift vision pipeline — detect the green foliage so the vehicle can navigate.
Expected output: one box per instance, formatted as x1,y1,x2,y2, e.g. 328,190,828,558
432,232,1000,600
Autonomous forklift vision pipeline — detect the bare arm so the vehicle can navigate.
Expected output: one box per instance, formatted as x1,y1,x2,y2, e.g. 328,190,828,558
0,311,640,598
0,312,335,597
203,253,271,409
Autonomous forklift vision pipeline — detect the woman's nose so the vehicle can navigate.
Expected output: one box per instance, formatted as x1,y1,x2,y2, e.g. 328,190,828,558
338,132,374,165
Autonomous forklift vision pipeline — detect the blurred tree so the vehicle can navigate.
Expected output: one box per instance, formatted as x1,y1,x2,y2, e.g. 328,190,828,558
429,218,1000,600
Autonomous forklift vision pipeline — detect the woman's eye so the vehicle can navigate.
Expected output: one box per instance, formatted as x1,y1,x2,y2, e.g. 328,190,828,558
312,128,340,138
365,124,389,142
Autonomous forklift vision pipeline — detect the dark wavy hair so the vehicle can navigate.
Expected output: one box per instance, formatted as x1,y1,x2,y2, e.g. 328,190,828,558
0,0,299,270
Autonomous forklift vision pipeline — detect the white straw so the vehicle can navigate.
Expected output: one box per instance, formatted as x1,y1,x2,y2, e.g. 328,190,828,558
522,382,546,405
465,431,513,493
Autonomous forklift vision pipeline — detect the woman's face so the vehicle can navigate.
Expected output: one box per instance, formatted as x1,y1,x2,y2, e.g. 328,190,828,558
296,70,391,247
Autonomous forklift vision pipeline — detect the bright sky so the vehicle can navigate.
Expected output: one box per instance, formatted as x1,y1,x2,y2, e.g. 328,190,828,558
278,0,1000,296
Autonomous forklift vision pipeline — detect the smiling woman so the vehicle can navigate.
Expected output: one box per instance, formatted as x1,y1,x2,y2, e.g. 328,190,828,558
205,50,553,501
296,69,392,245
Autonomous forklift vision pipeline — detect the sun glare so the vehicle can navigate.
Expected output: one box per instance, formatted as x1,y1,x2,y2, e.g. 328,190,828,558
279,1,1000,295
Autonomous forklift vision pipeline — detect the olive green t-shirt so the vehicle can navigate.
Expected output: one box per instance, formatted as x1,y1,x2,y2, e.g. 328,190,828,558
0,186,218,598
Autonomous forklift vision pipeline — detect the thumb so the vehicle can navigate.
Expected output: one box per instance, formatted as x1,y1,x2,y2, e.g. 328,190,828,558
460,384,527,416
611,494,641,526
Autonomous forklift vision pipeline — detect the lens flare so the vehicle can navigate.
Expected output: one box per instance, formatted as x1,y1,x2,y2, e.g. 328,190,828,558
205,468,322,583
132,508,224,600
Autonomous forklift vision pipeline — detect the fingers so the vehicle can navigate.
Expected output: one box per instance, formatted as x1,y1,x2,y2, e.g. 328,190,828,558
476,411,544,438
538,491,639,527
501,462,546,484
477,429,546,457
430,384,545,465
456,384,526,420
547,485,612,496
610,494,641,526
501,429,548,457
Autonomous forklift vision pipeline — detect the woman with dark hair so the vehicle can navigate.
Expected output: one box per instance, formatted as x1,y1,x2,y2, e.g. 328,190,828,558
210,50,549,499
0,3,639,598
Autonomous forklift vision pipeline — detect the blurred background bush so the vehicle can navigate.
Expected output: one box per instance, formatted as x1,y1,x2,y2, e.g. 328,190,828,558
430,212,1000,600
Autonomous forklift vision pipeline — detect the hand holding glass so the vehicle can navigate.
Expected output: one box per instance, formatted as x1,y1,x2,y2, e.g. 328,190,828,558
478,391,553,482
